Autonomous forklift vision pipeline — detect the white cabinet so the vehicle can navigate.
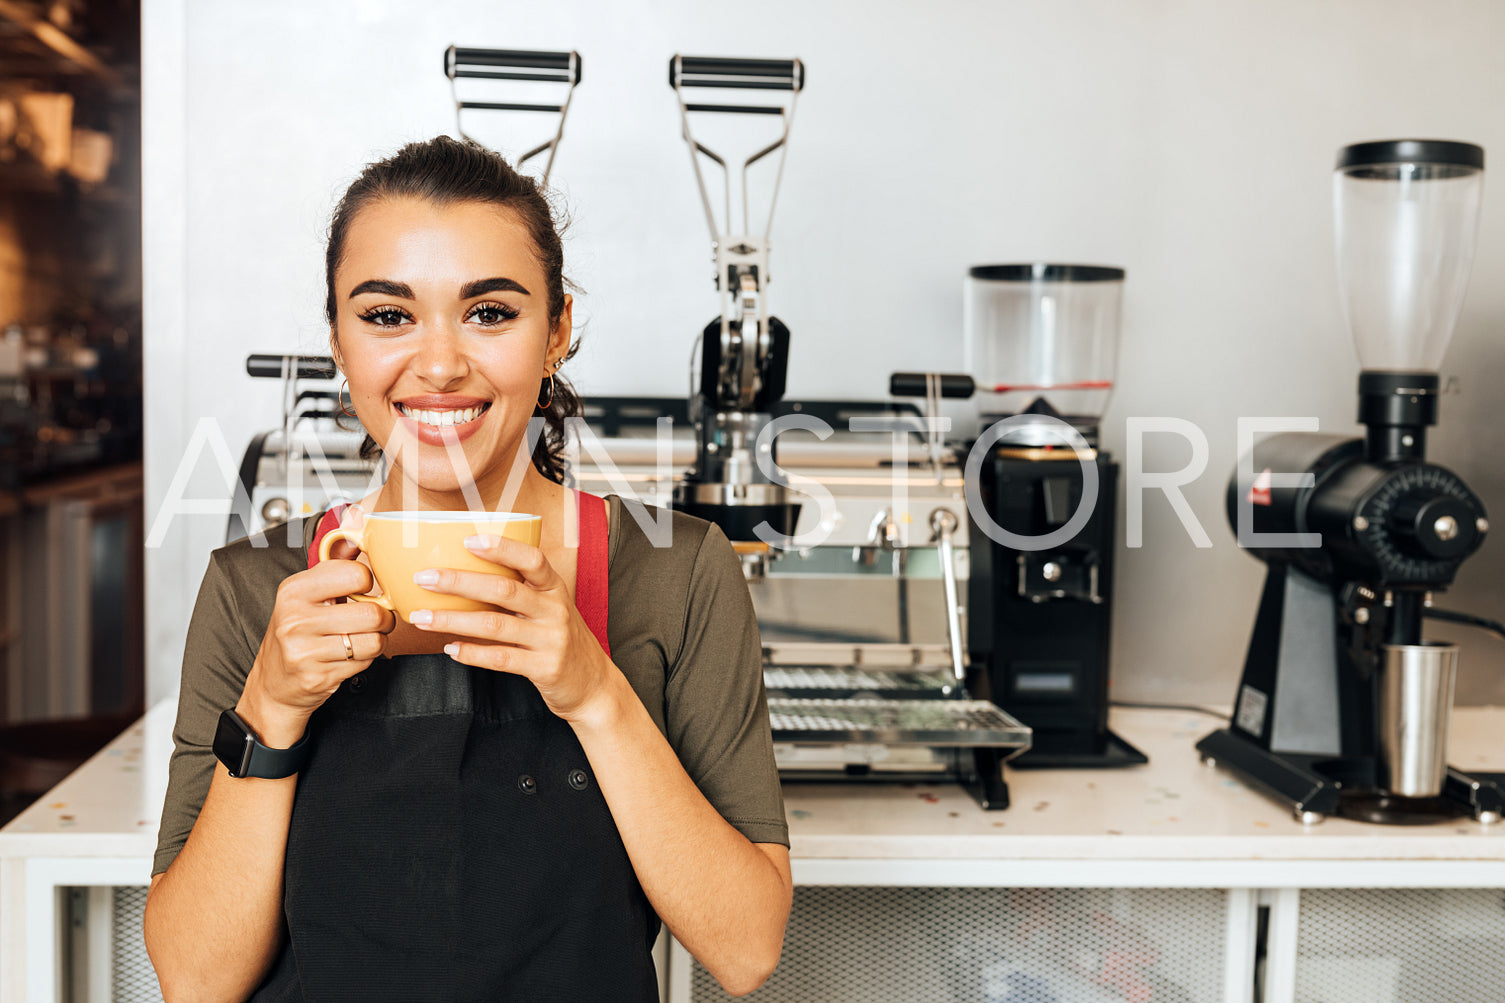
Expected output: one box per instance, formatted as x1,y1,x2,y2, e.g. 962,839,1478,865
6,706,1505,1002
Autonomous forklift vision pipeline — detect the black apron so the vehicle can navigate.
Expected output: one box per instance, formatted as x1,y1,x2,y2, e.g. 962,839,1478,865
252,497,657,1001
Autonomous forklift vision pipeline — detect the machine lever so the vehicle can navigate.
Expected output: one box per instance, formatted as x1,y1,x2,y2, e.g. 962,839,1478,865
444,45,581,184
671,57,804,91
447,48,580,78
930,508,966,684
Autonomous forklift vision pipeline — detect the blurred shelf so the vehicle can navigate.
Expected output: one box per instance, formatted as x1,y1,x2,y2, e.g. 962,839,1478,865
0,0,127,90
0,159,129,202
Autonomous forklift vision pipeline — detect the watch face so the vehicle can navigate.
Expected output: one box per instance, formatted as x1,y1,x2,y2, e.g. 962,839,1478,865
214,710,255,778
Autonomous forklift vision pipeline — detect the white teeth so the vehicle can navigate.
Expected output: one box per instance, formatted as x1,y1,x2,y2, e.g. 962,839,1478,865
396,403,487,427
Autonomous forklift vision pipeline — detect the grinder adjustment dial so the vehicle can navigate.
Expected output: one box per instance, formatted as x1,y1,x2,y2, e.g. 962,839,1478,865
1352,464,1485,583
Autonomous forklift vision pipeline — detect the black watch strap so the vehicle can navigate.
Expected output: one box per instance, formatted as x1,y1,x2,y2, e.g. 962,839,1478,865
214,708,310,779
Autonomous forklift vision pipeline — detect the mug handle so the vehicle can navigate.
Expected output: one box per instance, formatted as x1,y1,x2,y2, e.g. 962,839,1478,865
317,527,396,612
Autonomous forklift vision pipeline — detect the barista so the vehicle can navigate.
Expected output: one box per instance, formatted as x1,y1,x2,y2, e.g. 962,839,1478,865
142,135,792,1000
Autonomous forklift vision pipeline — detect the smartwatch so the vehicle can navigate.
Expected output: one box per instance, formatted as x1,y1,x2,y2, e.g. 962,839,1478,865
213,709,310,779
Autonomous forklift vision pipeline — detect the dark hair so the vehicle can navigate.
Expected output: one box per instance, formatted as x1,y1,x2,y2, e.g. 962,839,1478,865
325,135,581,483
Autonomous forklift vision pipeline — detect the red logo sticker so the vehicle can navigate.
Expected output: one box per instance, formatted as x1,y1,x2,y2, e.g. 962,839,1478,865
1247,468,1273,507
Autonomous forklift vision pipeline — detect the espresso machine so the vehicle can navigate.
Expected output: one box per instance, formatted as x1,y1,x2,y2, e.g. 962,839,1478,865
1197,139,1504,825
572,393,1033,808
892,264,1146,768
227,354,372,544
568,57,1032,808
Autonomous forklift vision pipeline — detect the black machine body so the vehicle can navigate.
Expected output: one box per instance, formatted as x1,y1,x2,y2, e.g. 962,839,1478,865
967,443,1146,768
677,312,801,541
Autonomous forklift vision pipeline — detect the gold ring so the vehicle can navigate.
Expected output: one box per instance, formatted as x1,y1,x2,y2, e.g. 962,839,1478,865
341,633,355,660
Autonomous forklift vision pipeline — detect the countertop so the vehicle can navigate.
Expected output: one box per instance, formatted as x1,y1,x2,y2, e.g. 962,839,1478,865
780,707,1505,863
3,700,1504,867
0,698,172,859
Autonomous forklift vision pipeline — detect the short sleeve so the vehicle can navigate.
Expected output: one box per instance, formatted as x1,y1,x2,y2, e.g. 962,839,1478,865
662,523,788,847
152,550,261,875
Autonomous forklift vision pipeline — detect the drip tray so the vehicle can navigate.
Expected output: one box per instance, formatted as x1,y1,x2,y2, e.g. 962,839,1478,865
768,698,1031,748
765,666,960,700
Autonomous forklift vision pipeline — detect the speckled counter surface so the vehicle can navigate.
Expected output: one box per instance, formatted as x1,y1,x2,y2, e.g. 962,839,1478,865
780,707,1505,865
0,698,173,860
3,702,1504,865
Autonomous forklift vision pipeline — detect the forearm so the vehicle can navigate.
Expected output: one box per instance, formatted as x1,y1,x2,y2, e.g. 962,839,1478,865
144,698,307,1002
571,673,792,996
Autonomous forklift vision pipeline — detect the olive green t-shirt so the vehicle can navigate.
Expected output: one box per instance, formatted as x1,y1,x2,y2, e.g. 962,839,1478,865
154,495,789,876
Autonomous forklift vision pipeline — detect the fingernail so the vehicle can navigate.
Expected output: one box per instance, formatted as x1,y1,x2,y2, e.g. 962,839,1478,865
444,642,460,658
413,569,440,587
464,534,498,550
409,609,433,626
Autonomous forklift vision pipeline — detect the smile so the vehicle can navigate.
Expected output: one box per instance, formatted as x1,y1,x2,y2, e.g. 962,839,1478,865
394,402,491,427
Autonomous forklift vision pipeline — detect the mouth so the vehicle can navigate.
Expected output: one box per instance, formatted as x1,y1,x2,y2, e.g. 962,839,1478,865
394,399,492,429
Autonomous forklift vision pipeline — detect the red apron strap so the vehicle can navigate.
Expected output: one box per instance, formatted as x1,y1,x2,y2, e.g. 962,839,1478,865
574,490,611,657
307,505,348,569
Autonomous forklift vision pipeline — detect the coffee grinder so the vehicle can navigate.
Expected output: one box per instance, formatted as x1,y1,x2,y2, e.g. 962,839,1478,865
894,264,1145,767
1197,139,1505,824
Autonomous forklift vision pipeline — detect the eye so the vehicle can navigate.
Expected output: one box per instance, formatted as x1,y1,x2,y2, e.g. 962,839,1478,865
466,301,520,327
357,306,412,328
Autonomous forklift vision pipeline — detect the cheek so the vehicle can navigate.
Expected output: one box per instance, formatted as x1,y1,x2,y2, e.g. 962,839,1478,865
342,344,405,392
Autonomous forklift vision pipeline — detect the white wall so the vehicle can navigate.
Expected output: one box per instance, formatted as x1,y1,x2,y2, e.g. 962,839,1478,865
144,0,1505,708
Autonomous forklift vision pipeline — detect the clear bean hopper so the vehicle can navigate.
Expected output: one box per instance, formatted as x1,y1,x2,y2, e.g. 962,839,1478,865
964,264,1124,446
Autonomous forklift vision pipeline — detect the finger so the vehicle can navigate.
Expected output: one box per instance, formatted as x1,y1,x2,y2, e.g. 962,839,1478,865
327,629,385,665
292,559,377,604
460,534,557,589
319,599,396,636
283,592,392,638
339,502,366,531
442,639,522,675
412,607,540,646
412,567,537,615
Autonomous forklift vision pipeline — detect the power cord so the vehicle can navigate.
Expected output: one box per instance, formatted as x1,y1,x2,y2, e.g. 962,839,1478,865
1109,700,1227,721
1108,608,1504,724
1424,608,1505,642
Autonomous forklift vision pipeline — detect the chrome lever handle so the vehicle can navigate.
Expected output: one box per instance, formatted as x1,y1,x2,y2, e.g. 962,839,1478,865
930,508,965,683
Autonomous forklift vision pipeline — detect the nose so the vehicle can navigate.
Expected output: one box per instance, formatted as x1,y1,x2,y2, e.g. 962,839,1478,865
413,324,469,389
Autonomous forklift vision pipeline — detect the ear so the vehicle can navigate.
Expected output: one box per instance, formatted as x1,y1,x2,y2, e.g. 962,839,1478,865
328,327,344,370
547,293,574,369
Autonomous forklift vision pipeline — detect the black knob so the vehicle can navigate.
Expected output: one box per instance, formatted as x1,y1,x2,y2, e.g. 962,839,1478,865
1391,494,1479,560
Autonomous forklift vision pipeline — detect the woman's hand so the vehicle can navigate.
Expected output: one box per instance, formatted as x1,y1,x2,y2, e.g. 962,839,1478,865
407,535,616,721
238,516,397,745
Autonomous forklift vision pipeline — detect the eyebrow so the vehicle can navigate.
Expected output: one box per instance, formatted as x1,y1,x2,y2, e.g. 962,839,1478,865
460,277,531,299
348,279,413,299
346,277,531,300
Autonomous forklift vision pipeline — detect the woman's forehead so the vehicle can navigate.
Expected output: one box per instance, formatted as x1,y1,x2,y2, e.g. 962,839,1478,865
339,197,540,291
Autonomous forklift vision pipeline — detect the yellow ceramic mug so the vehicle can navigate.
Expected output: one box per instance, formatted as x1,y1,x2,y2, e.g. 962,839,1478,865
317,511,543,623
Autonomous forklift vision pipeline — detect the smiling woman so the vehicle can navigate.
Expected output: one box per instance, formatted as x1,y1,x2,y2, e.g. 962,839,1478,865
335,196,568,497
140,136,792,1001
323,139,579,485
